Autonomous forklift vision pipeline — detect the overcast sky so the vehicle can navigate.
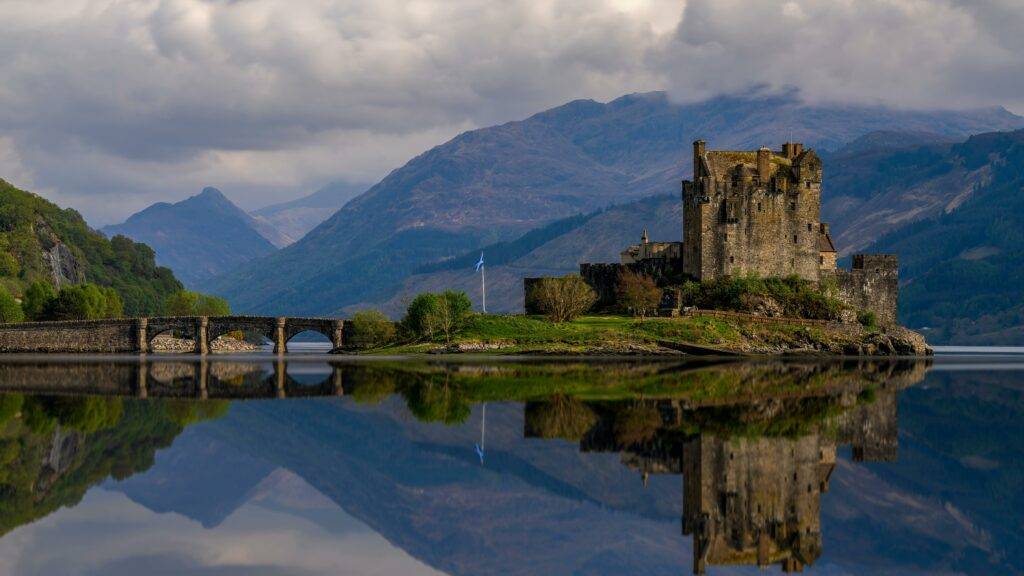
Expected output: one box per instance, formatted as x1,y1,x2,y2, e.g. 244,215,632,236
1,0,1022,225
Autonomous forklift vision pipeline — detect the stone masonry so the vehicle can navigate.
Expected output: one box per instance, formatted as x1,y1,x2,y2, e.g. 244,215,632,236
529,139,901,326
0,315,347,354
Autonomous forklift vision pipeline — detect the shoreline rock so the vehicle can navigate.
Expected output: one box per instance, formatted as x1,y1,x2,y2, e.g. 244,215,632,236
149,334,261,353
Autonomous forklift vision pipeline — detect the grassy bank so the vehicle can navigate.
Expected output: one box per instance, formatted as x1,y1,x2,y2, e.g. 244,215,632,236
367,313,885,355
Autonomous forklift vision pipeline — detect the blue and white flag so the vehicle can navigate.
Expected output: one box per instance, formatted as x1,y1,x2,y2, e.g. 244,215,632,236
475,252,485,272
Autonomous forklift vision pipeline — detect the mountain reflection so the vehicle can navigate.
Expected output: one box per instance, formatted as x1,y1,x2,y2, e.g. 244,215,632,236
0,358,945,574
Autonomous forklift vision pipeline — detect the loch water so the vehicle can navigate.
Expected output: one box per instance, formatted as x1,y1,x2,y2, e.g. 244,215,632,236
0,353,1020,575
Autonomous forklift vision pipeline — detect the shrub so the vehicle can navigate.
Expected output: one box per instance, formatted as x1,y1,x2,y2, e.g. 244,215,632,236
348,310,397,349
401,290,473,342
679,275,844,320
615,270,662,320
21,281,56,320
858,311,879,330
528,275,597,322
40,283,123,321
0,286,23,323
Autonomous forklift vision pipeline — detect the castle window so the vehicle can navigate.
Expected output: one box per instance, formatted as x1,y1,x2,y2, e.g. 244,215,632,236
807,223,812,232
757,202,762,212
790,201,796,210
805,180,811,189
793,235,798,244
820,256,824,265
729,256,734,264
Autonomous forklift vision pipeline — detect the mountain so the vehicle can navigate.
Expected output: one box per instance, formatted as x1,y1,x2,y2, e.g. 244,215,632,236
0,178,181,315
209,90,1023,316
253,180,368,243
358,128,1024,318
103,187,283,288
861,129,1024,343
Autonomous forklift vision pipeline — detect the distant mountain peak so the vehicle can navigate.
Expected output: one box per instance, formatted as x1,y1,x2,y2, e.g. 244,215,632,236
103,187,283,287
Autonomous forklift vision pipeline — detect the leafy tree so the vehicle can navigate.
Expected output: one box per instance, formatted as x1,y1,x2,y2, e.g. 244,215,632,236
401,291,472,342
615,270,662,320
0,252,18,276
40,284,123,321
348,310,397,349
0,286,23,323
527,275,597,322
163,290,230,316
21,281,56,321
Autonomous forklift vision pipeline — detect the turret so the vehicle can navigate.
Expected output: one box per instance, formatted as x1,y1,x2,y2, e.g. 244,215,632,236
693,140,706,178
757,146,771,184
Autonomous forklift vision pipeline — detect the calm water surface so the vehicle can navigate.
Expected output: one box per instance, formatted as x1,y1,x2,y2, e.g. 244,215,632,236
0,353,1020,575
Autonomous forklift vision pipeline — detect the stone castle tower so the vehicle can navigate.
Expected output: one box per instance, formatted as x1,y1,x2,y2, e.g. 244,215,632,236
682,140,836,281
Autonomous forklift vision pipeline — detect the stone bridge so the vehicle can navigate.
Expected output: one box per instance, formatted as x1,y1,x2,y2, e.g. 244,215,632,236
0,315,347,354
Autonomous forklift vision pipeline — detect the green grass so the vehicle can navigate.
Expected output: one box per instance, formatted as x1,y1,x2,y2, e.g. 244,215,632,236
370,312,859,355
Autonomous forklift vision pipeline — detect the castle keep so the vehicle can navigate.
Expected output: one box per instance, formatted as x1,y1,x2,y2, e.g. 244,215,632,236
683,140,835,281
551,139,899,324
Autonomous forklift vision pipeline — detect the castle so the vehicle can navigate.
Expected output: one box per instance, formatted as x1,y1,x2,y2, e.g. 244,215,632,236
565,140,899,325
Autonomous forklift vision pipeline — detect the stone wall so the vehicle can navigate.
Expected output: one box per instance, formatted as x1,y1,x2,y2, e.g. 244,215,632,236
0,315,347,355
575,259,684,312
824,254,899,326
0,318,143,353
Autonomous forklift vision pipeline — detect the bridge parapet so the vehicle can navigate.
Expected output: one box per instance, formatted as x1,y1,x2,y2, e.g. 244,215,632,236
0,315,346,355
0,318,145,353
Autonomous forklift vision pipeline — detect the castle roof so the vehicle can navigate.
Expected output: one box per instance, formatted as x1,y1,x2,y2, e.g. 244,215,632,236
818,229,837,253
703,150,795,182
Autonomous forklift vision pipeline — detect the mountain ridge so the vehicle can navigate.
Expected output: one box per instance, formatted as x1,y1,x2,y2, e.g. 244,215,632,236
209,90,1024,316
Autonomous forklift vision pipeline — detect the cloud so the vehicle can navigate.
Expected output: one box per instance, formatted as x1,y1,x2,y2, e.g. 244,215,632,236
656,0,1024,110
0,0,1020,224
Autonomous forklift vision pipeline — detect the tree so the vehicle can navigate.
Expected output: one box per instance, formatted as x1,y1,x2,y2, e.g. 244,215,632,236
0,286,23,323
348,310,397,349
527,275,596,322
615,270,662,320
163,290,230,316
401,290,472,342
41,283,123,321
432,291,472,342
21,281,56,320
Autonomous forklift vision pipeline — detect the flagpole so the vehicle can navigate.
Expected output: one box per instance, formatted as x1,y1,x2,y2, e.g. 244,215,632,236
481,264,487,313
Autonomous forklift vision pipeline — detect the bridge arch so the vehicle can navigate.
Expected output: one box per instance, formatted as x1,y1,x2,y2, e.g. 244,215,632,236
207,316,279,351
284,318,344,352
145,317,206,354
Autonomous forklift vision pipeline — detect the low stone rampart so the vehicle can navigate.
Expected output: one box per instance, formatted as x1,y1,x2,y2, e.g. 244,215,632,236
823,254,899,326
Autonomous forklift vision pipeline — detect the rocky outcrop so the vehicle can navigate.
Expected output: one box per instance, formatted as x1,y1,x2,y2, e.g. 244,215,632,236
36,221,85,287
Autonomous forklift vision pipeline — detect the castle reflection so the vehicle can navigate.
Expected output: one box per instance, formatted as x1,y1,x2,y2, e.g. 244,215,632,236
523,362,919,574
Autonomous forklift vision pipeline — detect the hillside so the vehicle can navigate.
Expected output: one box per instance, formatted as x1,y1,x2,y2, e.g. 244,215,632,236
210,91,1023,315
0,179,181,315
253,180,368,243
103,188,282,288
863,129,1024,343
